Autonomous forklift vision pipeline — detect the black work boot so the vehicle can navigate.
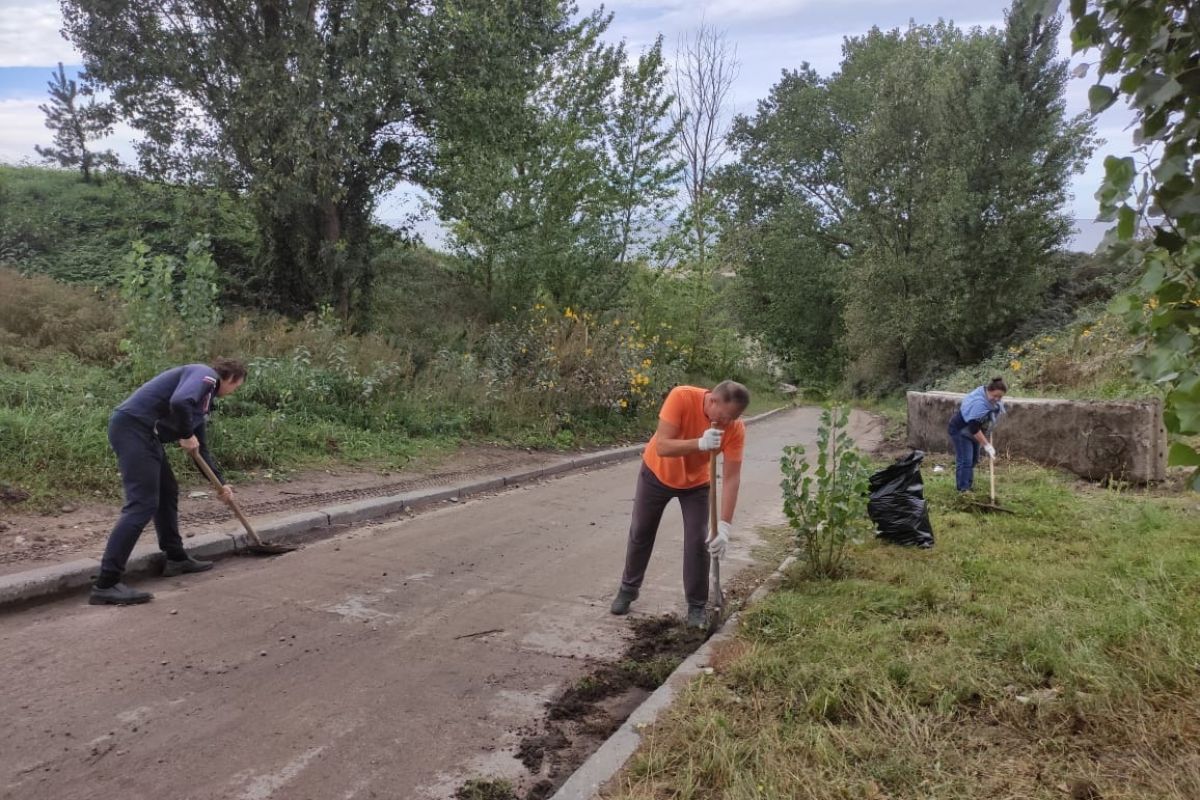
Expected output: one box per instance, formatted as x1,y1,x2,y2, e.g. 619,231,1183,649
609,588,638,616
89,582,153,605
163,555,214,577
686,605,708,630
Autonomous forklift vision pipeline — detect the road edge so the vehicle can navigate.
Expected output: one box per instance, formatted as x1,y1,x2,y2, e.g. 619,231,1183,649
548,550,798,800
0,404,794,610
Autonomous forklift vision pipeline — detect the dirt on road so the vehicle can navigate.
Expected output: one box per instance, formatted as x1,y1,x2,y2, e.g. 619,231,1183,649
0,408,879,800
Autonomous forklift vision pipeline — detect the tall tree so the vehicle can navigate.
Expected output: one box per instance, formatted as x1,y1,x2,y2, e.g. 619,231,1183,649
60,0,559,318
723,7,1094,391
605,36,682,270
720,64,848,383
34,63,118,183
429,7,680,313
430,7,624,311
671,24,739,269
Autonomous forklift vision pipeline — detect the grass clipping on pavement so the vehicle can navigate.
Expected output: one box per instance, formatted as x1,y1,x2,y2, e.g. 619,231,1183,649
609,463,1200,799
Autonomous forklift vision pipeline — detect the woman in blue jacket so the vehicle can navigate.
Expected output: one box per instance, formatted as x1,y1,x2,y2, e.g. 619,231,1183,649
90,358,247,605
947,377,1007,493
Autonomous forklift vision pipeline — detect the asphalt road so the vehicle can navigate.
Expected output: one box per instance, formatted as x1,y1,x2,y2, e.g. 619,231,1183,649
0,407,876,800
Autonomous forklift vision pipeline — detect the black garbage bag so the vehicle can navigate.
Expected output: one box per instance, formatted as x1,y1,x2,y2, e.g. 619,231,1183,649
867,450,935,548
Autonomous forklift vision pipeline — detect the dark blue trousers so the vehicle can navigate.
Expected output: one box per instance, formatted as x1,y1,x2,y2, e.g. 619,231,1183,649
949,428,980,492
99,411,187,580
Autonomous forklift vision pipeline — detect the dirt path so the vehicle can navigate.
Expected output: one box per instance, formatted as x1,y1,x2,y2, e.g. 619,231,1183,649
0,445,561,576
0,408,879,800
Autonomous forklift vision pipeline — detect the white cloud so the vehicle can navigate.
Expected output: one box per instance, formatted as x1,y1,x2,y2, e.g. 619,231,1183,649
0,97,137,166
0,0,77,67
0,98,49,162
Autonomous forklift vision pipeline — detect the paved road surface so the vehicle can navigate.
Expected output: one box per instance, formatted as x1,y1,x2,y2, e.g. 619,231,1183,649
0,408,876,800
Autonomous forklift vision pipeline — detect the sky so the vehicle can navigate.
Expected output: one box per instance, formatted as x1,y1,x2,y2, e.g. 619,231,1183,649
0,0,1134,251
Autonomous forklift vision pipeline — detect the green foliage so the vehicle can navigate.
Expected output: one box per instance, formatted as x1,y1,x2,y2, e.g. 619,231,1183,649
0,166,258,287
34,63,118,182
0,267,680,507
723,4,1095,392
368,244,489,370
780,406,870,578
61,0,563,316
118,238,221,377
479,304,684,425
430,9,681,315
606,36,683,269
1066,0,1200,489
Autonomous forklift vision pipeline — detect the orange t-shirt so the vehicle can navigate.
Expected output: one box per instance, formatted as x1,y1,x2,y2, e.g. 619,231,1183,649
643,386,746,489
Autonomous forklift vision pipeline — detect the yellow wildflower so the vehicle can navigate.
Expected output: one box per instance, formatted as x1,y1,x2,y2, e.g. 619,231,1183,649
1010,360,1022,372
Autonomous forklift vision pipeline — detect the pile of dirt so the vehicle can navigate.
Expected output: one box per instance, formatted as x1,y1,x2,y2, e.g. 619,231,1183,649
454,778,520,800
456,614,707,800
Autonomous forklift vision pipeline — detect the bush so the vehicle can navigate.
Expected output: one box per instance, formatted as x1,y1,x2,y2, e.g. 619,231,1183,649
780,406,871,578
118,238,223,379
480,304,685,422
0,267,123,367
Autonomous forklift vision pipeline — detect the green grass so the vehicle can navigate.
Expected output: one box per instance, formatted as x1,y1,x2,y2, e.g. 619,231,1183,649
610,463,1200,800
0,165,257,287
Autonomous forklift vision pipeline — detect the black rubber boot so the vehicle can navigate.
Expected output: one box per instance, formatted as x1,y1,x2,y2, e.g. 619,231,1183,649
89,582,153,605
162,556,214,577
686,605,707,629
609,588,638,615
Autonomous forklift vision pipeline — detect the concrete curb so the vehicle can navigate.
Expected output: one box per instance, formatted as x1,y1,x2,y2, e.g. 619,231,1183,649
549,552,799,800
0,405,795,610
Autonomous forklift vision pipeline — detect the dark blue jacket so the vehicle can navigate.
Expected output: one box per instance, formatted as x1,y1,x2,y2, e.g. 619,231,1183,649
116,364,226,483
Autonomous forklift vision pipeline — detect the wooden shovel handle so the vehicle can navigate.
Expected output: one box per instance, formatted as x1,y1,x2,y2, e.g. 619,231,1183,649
187,449,263,545
988,434,996,505
708,452,719,544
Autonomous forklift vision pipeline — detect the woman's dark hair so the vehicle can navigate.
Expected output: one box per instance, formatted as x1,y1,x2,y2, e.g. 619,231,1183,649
212,357,248,383
987,377,1008,392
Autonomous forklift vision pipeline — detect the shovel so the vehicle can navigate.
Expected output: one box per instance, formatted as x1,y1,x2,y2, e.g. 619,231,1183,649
188,450,298,555
965,434,1015,515
705,452,725,635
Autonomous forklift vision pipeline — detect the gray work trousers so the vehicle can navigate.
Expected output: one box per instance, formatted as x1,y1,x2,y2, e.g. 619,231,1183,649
619,462,711,609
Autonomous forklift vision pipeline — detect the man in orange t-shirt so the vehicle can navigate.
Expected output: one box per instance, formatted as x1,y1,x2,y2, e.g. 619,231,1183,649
610,380,750,628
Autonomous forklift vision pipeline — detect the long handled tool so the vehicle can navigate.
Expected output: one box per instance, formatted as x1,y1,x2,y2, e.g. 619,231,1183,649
706,452,725,635
989,436,997,506
188,450,298,555
966,433,1014,515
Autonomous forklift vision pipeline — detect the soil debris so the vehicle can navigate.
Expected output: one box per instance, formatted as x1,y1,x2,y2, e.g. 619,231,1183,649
454,778,518,800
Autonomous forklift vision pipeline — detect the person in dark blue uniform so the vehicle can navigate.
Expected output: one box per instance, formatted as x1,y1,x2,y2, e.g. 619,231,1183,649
90,358,247,605
947,377,1007,493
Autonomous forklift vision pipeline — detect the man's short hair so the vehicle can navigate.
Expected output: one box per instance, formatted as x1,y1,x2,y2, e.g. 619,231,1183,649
212,357,248,383
713,380,750,411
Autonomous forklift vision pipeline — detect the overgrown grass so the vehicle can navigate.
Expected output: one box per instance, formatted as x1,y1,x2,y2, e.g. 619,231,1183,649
0,165,257,287
939,304,1157,400
610,464,1200,799
0,267,788,509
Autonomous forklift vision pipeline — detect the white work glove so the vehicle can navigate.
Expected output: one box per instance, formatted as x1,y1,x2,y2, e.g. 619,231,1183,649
709,520,731,559
698,427,723,452
983,443,997,459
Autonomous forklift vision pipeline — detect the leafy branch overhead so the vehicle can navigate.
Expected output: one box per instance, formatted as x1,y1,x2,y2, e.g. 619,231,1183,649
1062,0,1200,487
